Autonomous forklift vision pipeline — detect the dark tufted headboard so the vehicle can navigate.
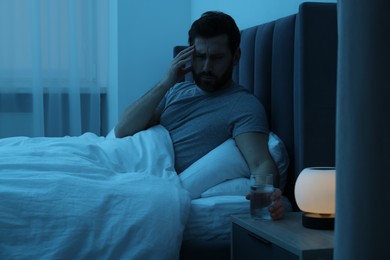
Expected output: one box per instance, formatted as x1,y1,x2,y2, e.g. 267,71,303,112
175,2,338,210
233,2,337,209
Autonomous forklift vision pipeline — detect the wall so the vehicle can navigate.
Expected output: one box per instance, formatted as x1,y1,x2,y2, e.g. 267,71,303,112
107,0,191,131
107,0,338,133
191,0,336,29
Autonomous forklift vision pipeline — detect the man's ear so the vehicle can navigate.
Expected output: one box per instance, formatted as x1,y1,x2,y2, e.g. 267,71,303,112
233,48,241,65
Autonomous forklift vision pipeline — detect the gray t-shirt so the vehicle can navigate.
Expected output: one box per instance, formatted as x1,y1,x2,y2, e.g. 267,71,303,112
158,81,269,173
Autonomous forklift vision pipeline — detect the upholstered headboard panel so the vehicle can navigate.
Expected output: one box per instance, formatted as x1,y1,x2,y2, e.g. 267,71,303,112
234,13,296,201
232,2,337,209
174,2,338,209
293,2,337,175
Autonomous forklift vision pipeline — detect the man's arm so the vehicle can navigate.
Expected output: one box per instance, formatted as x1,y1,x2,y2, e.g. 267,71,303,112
234,132,279,186
115,81,169,138
235,132,284,219
115,46,194,138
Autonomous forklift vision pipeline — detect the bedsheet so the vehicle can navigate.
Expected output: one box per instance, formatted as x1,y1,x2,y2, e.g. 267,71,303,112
0,125,191,260
183,196,249,242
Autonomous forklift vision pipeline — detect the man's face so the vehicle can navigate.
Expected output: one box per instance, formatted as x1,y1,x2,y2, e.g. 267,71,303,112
192,35,237,92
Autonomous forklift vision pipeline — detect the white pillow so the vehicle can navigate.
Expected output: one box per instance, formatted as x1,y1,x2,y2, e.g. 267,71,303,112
201,178,251,198
106,128,116,139
179,139,249,199
179,132,289,199
268,132,289,191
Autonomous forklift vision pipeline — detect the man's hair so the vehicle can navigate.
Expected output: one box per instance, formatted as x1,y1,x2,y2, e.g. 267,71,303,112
188,11,240,54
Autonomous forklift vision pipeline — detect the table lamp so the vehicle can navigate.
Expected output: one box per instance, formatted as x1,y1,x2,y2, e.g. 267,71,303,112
294,167,336,230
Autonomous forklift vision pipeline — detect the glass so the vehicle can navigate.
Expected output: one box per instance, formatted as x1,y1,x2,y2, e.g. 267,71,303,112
250,174,274,220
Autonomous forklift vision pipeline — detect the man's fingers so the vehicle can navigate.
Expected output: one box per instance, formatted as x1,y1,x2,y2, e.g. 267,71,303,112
269,199,284,220
172,52,193,69
270,206,284,220
271,188,282,200
182,65,192,74
176,46,194,60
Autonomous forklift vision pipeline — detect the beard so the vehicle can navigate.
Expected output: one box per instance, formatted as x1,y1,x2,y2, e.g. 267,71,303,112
192,62,234,92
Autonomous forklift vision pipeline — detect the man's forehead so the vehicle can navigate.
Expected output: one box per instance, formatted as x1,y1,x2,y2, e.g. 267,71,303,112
193,35,230,53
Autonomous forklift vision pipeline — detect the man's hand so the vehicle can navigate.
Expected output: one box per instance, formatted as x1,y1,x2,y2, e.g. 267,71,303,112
160,45,194,88
269,188,284,220
115,46,195,138
246,188,285,220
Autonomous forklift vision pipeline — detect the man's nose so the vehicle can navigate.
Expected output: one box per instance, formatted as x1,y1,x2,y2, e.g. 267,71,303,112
202,58,212,72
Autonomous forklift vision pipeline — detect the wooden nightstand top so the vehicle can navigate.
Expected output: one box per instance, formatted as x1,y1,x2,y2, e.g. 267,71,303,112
232,212,334,258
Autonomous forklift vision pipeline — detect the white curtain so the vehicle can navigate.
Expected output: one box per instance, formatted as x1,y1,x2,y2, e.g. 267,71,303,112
0,0,109,137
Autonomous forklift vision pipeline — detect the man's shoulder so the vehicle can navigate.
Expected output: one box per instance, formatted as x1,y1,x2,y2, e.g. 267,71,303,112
171,81,196,92
163,81,199,104
166,81,199,98
231,85,261,103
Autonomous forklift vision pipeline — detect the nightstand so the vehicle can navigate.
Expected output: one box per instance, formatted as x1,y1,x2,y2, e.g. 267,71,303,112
231,212,334,260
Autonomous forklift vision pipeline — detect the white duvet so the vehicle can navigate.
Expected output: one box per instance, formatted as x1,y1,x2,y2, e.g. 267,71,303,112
0,125,191,260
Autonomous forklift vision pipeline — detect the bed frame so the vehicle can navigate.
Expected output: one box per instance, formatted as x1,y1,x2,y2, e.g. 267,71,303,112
178,2,338,259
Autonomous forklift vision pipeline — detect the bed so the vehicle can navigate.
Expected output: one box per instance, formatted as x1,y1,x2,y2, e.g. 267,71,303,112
0,2,337,260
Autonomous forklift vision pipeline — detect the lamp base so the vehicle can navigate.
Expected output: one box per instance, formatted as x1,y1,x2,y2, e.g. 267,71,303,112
302,213,334,230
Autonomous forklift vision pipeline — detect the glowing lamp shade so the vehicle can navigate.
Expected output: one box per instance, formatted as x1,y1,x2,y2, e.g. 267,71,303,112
294,167,336,230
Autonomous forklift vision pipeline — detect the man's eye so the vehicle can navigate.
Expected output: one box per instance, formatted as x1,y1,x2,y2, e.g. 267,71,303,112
194,54,205,58
212,55,224,59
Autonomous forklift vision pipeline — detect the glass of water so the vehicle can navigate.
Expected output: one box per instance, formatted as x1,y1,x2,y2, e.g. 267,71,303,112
250,174,274,220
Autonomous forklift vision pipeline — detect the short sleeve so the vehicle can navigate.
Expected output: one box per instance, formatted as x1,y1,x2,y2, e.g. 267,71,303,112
231,94,269,137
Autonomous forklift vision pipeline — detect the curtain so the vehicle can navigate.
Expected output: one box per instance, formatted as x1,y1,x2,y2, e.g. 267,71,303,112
0,0,109,137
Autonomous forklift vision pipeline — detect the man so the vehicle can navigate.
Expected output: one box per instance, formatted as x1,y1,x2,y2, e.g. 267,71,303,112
115,11,285,219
